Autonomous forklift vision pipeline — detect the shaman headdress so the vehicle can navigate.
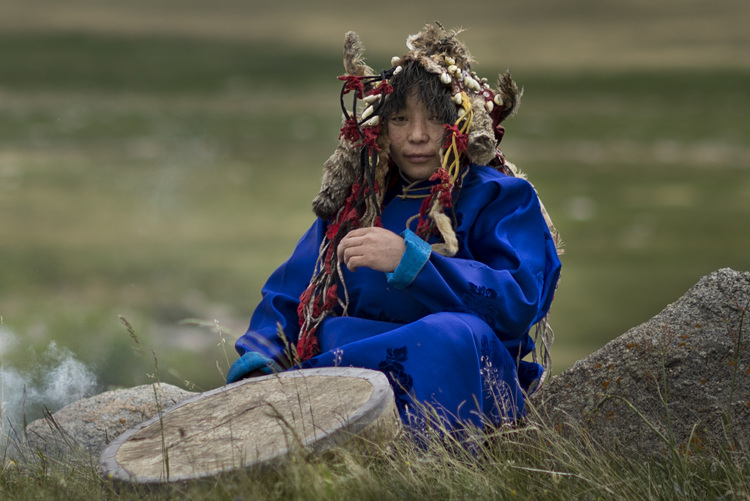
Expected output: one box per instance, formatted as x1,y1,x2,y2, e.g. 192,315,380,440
311,23,522,246
298,23,561,377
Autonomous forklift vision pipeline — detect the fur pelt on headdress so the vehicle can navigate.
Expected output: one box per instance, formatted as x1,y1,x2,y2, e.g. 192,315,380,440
313,23,522,222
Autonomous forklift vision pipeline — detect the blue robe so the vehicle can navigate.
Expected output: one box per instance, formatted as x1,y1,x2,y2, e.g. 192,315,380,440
235,164,561,431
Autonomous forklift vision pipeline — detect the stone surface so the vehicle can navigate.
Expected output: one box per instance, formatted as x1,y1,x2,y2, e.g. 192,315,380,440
531,268,750,461
23,383,197,460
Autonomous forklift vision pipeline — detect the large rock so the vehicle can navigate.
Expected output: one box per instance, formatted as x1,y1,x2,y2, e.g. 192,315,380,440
532,268,750,462
23,383,197,460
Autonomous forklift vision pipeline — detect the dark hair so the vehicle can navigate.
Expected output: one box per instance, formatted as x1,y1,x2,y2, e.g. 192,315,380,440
380,60,458,125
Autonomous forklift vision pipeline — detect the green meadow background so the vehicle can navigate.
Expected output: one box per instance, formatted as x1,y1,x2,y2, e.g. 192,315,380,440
1,0,749,395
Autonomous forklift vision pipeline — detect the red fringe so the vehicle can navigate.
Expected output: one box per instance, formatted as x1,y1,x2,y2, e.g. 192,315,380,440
337,75,365,98
367,80,393,97
339,116,361,142
443,124,468,152
357,125,382,153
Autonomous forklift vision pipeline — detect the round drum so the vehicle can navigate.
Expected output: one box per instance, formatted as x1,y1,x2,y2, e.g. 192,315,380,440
99,367,400,484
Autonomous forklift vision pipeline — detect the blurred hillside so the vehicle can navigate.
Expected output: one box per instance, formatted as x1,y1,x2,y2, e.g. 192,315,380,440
4,0,750,71
1,0,748,395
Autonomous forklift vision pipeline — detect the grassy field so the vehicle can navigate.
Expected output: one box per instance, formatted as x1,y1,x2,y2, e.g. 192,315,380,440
1,1,749,498
1,0,749,394
3,411,750,500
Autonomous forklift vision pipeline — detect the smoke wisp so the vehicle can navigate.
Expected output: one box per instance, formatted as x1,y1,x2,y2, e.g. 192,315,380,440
1,328,99,448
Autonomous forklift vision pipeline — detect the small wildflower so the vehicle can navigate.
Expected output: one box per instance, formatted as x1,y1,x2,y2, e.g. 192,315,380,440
332,348,344,366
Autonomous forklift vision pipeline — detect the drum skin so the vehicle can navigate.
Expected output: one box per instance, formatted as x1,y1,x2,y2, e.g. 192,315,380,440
99,367,400,484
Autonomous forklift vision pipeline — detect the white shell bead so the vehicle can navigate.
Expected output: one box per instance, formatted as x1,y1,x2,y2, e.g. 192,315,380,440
494,94,504,107
361,105,375,119
440,73,452,85
363,115,380,127
485,100,494,113
465,77,480,92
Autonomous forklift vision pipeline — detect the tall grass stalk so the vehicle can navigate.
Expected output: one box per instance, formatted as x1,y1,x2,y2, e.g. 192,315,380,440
119,315,172,481
1,316,6,450
179,318,241,383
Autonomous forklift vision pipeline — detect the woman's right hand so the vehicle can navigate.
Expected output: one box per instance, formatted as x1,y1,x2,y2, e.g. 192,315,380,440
337,227,406,273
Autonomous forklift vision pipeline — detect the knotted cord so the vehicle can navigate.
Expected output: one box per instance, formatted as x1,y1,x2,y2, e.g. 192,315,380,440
297,70,394,361
413,91,472,255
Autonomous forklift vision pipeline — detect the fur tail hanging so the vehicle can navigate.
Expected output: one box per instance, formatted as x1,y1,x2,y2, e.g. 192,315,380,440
312,141,359,221
495,70,522,123
312,31,376,221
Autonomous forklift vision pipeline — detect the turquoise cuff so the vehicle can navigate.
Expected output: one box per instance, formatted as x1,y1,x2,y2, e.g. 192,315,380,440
386,229,432,289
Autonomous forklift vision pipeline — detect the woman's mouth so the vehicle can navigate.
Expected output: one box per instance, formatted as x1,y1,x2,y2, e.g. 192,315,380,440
405,154,434,163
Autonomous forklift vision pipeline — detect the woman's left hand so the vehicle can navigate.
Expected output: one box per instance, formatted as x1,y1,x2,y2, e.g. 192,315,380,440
337,227,406,273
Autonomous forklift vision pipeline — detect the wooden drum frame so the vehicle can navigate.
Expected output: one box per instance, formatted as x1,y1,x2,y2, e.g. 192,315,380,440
99,367,400,484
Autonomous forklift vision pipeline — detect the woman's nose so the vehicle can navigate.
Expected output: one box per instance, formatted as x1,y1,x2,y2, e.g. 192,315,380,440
407,119,430,142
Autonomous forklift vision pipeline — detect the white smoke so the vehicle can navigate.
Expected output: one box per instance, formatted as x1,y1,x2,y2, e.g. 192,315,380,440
0,325,18,353
1,331,98,448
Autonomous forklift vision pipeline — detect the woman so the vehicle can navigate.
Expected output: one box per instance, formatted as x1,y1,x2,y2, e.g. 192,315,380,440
228,24,562,432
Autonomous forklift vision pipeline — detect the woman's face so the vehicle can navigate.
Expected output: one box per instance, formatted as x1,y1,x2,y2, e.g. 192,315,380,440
387,92,445,181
